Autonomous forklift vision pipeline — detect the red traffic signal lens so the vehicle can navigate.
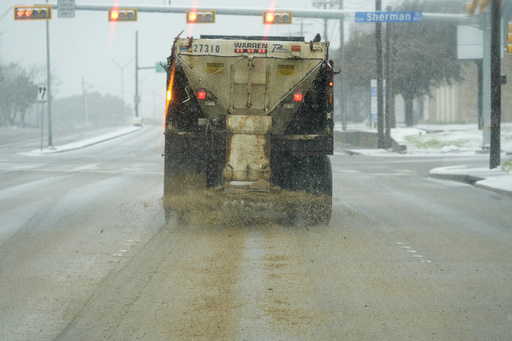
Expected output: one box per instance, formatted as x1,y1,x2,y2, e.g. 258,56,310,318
186,10,215,23
293,91,303,102
110,11,119,21
265,13,275,23
188,12,198,22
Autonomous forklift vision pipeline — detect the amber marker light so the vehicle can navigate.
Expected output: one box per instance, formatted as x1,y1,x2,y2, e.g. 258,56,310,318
293,91,303,102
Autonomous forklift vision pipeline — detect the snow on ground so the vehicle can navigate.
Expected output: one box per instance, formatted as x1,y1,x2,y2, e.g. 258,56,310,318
395,123,512,154
336,122,512,156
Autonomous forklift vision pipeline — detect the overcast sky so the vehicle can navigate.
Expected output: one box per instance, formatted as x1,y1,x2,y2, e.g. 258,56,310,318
0,0,399,119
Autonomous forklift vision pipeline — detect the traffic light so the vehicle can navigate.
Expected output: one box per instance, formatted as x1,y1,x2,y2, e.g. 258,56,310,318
508,22,512,53
186,10,216,24
479,0,491,11
262,11,293,24
108,8,138,22
14,6,52,20
464,0,477,15
463,0,491,16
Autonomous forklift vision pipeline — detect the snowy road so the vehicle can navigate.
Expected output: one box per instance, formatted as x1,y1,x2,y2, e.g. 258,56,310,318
1,125,511,340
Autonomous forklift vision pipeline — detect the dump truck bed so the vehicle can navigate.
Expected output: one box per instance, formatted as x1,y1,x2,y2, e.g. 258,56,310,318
171,35,328,133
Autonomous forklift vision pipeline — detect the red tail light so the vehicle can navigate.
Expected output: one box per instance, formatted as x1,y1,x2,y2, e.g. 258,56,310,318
197,88,207,100
293,91,303,102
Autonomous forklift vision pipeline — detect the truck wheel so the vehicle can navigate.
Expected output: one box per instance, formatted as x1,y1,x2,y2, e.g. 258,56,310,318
163,154,207,224
288,155,332,226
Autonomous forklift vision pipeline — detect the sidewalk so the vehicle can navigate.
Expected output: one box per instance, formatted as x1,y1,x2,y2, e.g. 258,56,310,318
429,165,512,197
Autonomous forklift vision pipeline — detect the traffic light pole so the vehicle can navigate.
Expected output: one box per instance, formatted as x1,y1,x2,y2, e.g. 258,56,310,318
482,11,491,150
46,0,53,148
385,5,394,148
339,0,347,132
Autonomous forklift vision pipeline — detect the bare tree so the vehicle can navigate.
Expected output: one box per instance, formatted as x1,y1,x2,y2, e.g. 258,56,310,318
342,0,464,126
0,63,37,127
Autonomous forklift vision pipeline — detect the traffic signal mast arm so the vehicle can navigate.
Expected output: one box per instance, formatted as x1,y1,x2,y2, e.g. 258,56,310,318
35,3,477,23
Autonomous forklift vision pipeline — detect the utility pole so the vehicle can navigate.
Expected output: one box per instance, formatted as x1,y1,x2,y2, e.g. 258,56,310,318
324,1,328,40
490,0,501,168
339,0,347,131
375,0,385,148
82,77,88,127
482,9,491,150
46,0,53,148
134,30,159,123
385,5,394,148
109,58,131,123
311,0,329,40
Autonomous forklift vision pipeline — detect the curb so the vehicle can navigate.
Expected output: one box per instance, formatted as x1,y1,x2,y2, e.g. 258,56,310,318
474,179,512,197
429,166,512,197
26,126,143,155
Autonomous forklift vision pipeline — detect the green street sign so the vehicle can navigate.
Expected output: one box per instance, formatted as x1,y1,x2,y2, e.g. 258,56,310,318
156,62,166,73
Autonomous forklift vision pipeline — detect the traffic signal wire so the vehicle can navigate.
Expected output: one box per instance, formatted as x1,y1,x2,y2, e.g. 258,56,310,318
0,6,13,22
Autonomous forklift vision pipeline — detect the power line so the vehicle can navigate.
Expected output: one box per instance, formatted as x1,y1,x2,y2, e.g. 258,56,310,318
344,0,372,7
0,6,13,22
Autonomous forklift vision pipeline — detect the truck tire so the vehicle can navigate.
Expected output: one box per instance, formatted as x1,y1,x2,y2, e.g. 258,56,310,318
283,155,332,226
302,155,332,225
163,154,208,224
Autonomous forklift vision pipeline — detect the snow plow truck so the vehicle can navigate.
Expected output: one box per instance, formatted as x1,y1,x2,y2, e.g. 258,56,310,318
163,34,334,225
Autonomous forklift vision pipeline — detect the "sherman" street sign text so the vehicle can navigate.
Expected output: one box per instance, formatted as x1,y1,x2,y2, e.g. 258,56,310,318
355,11,422,23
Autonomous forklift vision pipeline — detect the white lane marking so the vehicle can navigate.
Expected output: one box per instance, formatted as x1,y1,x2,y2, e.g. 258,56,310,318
397,241,432,263
112,239,139,260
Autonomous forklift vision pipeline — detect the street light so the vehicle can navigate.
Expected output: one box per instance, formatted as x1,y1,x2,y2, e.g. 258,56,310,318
108,58,132,123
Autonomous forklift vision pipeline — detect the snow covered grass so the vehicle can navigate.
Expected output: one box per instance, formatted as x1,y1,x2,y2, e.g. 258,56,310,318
404,131,480,152
405,134,474,150
396,123,512,155
503,160,512,173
